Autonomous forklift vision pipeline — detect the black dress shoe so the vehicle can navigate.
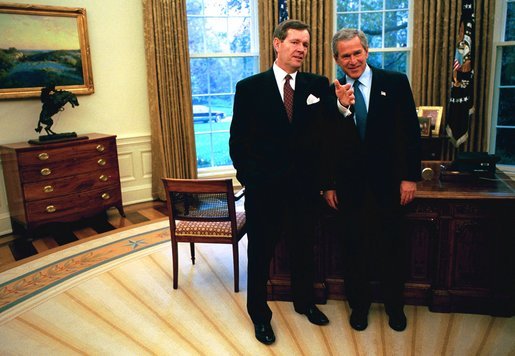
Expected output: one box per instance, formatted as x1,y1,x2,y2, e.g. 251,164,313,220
387,309,407,332
254,323,275,345
349,309,368,331
297,305,329,325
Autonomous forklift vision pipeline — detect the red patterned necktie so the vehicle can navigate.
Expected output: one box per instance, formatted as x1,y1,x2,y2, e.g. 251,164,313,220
284,74,294,122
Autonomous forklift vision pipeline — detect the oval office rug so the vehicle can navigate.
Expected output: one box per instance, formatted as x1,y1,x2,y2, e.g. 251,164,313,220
0,219,513,355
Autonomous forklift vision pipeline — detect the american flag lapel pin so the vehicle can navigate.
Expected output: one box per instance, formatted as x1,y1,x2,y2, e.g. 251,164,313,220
381,91,387,96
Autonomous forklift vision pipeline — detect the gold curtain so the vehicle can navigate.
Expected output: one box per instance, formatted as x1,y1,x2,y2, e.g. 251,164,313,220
412,0,495,157
142,0,198,200
289,0,334,79
258,0,333,78
258,0,279,71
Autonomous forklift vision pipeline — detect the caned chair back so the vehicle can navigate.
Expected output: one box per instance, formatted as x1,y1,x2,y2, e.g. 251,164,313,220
162,178,246,292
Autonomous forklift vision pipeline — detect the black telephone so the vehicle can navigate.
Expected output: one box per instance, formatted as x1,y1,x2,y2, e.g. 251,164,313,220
440,152,500,181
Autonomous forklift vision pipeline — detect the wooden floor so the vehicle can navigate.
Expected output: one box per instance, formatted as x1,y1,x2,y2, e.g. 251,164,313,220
0,200,168,270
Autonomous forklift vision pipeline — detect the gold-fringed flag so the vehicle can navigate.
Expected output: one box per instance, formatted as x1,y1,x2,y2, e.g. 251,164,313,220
446,0,475,147
279,0,289,23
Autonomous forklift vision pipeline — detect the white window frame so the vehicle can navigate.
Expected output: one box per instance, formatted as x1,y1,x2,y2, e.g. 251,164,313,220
488,0,515,178
187,0,259,178
332,0,413,81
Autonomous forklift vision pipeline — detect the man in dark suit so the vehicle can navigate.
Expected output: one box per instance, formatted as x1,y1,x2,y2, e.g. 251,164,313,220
229,19,330,345
321,28,421,332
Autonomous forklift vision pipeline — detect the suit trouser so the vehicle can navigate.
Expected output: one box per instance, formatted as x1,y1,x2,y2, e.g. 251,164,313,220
245,186,316,324
340,188,406,313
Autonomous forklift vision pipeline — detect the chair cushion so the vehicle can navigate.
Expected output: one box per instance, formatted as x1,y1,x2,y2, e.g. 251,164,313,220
175,211,246,238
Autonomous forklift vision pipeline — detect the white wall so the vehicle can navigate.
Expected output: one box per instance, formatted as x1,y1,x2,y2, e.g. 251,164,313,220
0,0,153,234
0,0,150,141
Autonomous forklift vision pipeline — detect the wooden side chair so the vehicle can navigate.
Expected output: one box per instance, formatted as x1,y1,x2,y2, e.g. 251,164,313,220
161,178,246,292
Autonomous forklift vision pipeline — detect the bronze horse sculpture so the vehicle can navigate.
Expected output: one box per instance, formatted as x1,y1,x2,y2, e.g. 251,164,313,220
36,86,79,135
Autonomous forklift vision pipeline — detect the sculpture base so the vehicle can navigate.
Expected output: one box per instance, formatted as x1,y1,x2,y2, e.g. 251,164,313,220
28,132,88,145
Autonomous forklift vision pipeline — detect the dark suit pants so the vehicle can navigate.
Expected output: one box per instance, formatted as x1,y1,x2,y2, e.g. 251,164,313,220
340,189,406,313
245,186,317,324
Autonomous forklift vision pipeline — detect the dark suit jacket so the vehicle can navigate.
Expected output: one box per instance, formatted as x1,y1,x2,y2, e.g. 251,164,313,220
322,66,422,209
230,68,331,200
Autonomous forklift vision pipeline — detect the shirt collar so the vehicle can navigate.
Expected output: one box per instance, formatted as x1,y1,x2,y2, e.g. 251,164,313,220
347,64,372,88
273,61,298,83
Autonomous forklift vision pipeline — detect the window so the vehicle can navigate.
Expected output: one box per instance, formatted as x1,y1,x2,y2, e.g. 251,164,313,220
334,0,411,76
186,0,259,169
490,0,515,167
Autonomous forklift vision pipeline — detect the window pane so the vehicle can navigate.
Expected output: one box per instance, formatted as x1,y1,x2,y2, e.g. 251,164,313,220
500,46,515,86
362,0,384,11
384,51,407,72
337,13,358,31
362,12,384,48
190,58,209,95
204,0,227,16
337,0,359,12
192,94,233,127
505,2,515,41
211,94,233,118
195,132,232,168
495,128,515,164
188,18,205,53
230,56,259,84
187,0,203,15
229,17,251,53
498,88,515,126
385,10,408,47
205,18,229,53
367,52,383,68
228,0,250,16
208,57,232,93
386,0,408,10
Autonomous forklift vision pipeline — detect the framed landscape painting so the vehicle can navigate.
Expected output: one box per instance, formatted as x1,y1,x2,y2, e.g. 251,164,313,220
0,3,94,99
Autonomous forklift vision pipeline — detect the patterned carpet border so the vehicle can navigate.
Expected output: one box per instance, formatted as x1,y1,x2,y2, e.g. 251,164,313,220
0,221,170,315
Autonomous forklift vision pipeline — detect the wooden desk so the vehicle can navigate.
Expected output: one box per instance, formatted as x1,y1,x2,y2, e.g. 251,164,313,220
267,162,515,316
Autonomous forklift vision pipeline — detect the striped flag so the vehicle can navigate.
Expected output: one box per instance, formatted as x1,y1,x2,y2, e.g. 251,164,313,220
446,0,475,147
279,0,289,23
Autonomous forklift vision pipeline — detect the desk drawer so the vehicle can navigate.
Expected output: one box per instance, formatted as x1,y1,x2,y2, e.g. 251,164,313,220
20,153,118,182
17,138,117,166
23,169,120,201
25,187,122,224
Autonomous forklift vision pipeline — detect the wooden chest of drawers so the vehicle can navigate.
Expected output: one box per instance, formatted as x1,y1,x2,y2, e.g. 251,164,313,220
1,133,124,237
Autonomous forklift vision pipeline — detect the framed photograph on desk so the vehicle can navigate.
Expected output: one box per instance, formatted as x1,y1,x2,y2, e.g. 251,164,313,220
418,116,432,137
417,106,443,137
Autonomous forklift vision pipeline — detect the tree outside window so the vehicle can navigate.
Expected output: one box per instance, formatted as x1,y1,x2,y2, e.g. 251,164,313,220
187,0,259,169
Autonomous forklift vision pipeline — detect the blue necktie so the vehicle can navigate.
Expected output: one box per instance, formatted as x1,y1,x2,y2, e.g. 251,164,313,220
353,80,367,140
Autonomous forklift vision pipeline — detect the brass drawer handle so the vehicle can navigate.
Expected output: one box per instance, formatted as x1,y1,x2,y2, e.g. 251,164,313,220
46,205,56,213
38,152,49,160
99,174,109,182
40,168,52,176
101,193,111,200
96,144,105,152
43,185,54,193
97,158,106,166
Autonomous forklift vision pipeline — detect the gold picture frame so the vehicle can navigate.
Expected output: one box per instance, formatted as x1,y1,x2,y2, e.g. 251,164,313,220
417,106,443,137
0,3,94,99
